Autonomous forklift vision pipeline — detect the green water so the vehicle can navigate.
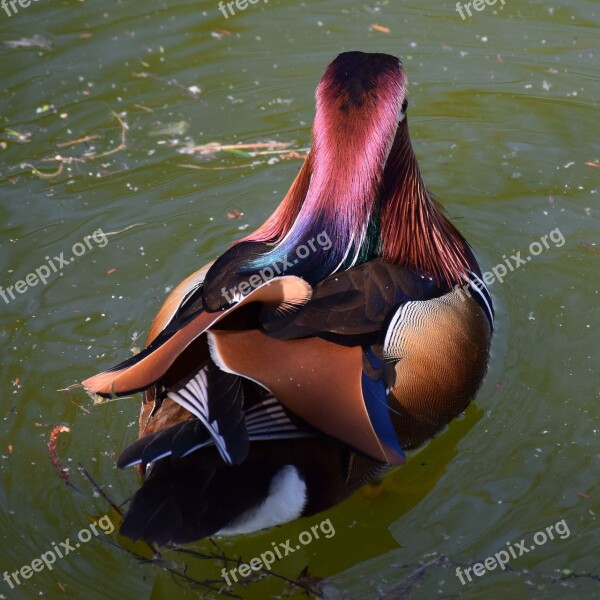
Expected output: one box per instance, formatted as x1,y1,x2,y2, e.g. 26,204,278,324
1,0,599,598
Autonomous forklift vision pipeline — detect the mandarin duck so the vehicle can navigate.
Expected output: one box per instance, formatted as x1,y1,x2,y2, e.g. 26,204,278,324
82,51,493,544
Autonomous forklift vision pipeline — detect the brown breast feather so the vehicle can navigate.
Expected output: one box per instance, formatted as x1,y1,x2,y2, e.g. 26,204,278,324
384,288,492,449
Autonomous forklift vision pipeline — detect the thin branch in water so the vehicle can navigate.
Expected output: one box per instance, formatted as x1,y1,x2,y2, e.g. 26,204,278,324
179,163,256,171
85,111,128,159
21,162,63,179
179,141,291,155
77,464,126,518
21,111,129,179
132,71,202,99
133,103,154,113
102,223,147,238
69,399,90,414
57,134,100,148
41,156,86,163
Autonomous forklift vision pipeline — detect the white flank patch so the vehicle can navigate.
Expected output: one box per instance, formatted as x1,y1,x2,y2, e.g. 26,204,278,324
216,465,307,536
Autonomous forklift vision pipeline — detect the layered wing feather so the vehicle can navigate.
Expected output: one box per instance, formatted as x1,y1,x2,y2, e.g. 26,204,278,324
118,391,311,469
82,275,312,397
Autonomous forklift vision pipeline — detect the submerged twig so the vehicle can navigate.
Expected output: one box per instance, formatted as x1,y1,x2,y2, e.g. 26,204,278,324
178,141,291,155
21,111,129,179
179,163,256,171
85,112,128,159
57,134,100,148
21,162,64,179
77,464,127,517
41,156,86,164
133,71,201,98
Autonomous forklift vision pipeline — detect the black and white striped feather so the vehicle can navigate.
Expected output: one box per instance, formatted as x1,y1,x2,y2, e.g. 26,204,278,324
117,388,310,470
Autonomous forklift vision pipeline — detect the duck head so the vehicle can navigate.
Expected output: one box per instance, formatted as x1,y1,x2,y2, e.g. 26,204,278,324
202,51,475,311
265,51,407,273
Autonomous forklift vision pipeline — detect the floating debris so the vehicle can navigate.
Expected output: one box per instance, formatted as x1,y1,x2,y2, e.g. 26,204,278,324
133,71,201,98
21,162,64,179
35,104,57,114
280,150,309,160
2,128,32,143
149,121,190,137
56,134,100,148
23,111,129,179
370,23,391,33
3,34,52,50
178,140,291,156
48,425,72,484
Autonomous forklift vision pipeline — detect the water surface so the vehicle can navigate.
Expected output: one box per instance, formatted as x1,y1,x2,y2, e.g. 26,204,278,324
1,0,599,598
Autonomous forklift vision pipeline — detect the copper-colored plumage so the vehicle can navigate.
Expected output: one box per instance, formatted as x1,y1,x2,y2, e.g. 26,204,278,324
208,329,404,464
380,120,474,287
147,262,213,344
243,151,314,246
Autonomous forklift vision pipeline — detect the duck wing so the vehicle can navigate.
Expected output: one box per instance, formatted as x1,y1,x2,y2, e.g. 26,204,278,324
82,274,312,397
